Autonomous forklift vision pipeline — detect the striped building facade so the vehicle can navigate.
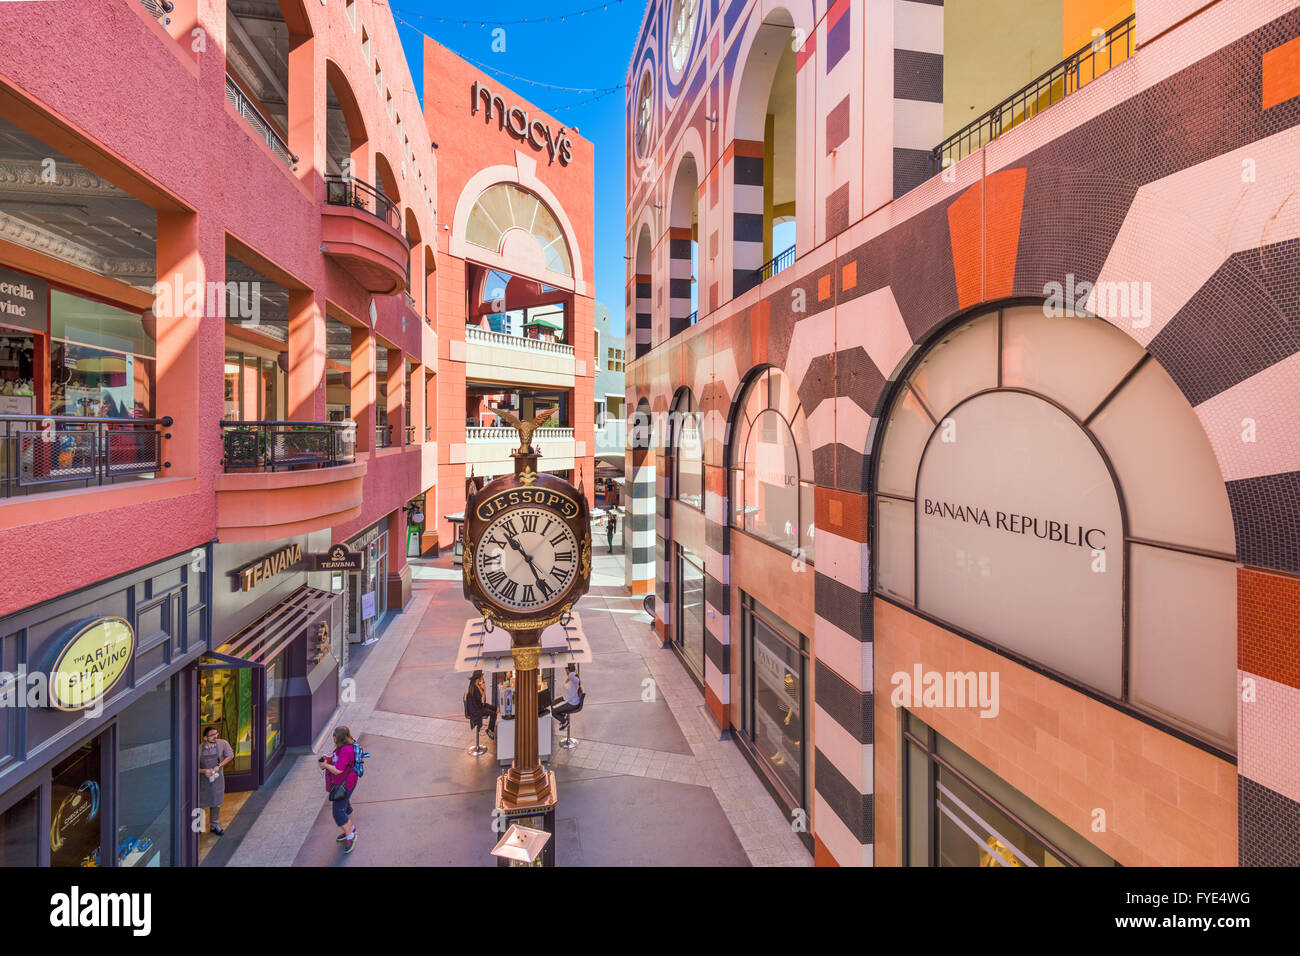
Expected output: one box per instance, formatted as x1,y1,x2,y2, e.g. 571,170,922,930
624,0,1300,867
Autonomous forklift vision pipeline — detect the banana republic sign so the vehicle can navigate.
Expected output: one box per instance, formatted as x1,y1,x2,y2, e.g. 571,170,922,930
471,82,573,166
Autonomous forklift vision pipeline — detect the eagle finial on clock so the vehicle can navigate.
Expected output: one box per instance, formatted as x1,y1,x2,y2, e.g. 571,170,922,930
494,405,557,456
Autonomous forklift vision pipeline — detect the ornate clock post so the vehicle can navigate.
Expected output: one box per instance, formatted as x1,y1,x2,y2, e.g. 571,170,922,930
463,407,592,820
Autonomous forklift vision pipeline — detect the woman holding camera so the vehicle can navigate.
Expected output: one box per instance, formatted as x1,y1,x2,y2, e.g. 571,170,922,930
321,725,359,854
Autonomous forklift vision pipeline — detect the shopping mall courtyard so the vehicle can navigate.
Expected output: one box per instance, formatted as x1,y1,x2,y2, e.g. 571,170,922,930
199,537,810,867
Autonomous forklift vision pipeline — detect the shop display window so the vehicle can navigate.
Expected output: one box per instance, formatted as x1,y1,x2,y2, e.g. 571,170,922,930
903,713,1117,867
50,290,155,419
729,368,814,564
675,545,705,680
199,666,254,776
0,790,38,867
740,594,806,807
116,679,173,866
224,349,283,421
49,736,103,868
671,390,703,510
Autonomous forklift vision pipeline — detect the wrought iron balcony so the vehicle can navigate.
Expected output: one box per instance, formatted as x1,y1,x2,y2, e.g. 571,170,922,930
757,244,796,284
220,420,355,472
225,74,297,171
375,423,394,449
139,0,173,23
933,14,1136,171
326,175,401,232
1,415,172,498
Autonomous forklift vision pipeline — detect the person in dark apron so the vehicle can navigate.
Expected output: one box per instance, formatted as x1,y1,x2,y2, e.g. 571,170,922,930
199,726,234,835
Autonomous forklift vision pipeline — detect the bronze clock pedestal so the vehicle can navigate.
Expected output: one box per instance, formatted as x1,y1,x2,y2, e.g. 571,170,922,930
463,407,592,856
499,640,557,810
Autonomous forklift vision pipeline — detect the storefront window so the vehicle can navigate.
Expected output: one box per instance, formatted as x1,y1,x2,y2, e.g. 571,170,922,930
265,652,286,759
675,546,705,679
50,290,155,419
50,736,103,867
224,350,283,421
730,368,814,564
117,679,173,866
741,594,806,806
672,390,703,510
0,790,38,867
903,713,1117,867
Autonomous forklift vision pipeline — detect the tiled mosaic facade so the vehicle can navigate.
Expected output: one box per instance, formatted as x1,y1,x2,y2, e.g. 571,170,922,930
625,0,1300,866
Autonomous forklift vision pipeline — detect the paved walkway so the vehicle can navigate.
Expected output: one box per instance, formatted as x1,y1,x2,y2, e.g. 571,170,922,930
224,536,811,867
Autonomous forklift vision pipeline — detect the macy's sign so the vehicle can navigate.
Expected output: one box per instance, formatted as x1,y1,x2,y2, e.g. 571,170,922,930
471,81,573,167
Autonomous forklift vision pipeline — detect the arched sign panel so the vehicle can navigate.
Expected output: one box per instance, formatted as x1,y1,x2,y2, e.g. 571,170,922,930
915,391,1124,696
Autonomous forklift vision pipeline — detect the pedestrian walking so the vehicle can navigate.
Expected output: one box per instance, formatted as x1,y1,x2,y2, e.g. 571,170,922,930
606,513,617,553
198,725,234,835
321,726,360,853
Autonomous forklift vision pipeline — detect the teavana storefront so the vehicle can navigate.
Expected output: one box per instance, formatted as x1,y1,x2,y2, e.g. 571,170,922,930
207,534,343,791
871,305,1238,867
0,547,211,867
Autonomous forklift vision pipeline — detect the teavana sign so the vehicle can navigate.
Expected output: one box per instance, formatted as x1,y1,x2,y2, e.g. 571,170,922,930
471,82,573,166
235,543,304,592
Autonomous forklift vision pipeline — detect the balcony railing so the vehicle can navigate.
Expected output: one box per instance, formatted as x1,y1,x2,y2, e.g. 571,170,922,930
687,310,699,327
467,426,575,442
464,324,576,357
405,425,417,445
757,244,796,284
933,14,1136,171
375,423,394,448
220,420,355,472
325,175,402,233
225,74,297,171
139,0,173,23
2,415,171,498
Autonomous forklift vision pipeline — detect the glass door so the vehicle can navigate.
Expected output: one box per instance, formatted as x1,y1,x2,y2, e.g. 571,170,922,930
49,734,106,867
199,660,257,792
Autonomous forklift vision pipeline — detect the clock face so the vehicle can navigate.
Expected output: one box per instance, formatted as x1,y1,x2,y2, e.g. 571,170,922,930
474,507,581,612
669,0,698,75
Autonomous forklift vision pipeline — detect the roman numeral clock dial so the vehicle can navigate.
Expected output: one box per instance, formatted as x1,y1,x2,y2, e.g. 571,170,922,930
473,507,581,613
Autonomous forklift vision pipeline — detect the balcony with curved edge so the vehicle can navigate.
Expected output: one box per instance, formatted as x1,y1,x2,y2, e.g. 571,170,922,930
321,175,410,295
215,419,367,542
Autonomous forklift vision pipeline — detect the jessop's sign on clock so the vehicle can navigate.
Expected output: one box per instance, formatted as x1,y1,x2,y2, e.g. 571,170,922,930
476,486,580,522
471,82,574,166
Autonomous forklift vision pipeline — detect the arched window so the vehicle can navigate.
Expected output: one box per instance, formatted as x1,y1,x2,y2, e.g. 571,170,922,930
873,306,1237,752
730,367,814,564
465,184,572,277
671,389,702,509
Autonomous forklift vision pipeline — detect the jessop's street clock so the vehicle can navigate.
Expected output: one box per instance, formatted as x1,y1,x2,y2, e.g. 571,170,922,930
463,407,592,633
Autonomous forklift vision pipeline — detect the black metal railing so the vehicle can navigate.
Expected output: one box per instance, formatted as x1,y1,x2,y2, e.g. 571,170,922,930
220,420,355,472
1,415,171,498
325,175,402,233
933,14,1136,171
688,310,699,327
225,74,297,171
425,425,433,442
404,425,416,445
375,423,393,448
757,244,796,284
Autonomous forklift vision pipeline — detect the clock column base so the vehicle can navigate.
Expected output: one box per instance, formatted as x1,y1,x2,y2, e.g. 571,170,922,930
502,637,555,809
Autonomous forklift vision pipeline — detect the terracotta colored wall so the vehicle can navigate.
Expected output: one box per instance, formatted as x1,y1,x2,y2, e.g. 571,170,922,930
873,600,1237,866
0,0,438,614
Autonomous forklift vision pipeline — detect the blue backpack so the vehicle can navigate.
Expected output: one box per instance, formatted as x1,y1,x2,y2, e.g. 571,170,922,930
351,746,370,778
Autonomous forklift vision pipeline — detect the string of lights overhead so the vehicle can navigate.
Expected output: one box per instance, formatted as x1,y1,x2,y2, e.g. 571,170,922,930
389,0,627,29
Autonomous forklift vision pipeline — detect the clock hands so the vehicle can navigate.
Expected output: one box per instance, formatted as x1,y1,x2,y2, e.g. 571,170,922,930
503,534,546,587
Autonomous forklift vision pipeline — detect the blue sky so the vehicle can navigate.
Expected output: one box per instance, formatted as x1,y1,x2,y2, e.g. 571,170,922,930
392,0,648,338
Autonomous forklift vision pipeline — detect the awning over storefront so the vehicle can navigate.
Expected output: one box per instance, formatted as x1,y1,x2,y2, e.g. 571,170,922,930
211,585,335,666
454,614,592,674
